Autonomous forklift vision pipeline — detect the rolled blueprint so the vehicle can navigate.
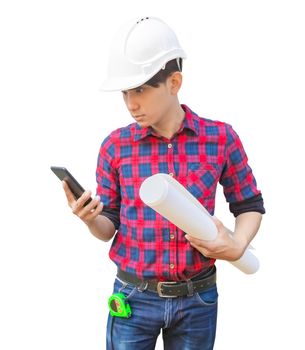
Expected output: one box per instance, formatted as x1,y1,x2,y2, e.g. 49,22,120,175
139,173,259,274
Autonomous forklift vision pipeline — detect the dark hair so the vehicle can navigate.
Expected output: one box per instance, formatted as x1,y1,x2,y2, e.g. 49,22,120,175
144,58,183,88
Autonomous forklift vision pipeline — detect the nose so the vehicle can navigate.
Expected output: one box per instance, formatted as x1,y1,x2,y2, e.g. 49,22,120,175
124,92,139,112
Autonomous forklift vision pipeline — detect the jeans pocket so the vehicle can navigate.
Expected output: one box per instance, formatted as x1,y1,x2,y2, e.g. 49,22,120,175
195,284,218,307
114,278,138,301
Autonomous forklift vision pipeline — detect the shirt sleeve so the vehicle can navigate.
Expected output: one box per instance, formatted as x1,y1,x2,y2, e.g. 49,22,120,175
219,124,263,206
96,134,121,230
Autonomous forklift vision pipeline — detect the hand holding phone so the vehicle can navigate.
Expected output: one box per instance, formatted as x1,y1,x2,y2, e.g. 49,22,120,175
51,166,92,206
51,165,104,226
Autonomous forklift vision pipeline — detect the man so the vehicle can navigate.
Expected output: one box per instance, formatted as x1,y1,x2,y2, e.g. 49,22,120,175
63,16,265,350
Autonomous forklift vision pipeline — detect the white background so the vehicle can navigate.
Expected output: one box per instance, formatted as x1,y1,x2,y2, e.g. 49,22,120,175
0,0,304,349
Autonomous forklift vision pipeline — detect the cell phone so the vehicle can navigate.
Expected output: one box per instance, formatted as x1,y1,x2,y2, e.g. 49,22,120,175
50,166,92,205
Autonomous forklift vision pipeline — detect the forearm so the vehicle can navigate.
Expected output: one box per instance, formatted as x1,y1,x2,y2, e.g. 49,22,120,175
86,214,116,242
233,211,263,252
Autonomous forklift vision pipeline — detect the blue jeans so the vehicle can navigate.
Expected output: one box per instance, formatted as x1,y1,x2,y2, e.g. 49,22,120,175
106,277,218,350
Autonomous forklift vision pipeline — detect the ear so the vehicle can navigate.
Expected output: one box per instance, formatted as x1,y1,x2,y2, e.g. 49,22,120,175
168,71,183,95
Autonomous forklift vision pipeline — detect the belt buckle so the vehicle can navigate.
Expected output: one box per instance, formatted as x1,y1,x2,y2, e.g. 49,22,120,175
157,281,177,298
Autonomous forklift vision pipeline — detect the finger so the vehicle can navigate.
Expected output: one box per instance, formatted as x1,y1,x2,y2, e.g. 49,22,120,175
189,242,213,258
77,196,102,218
211,215,223,229
81,202,104,223
73,191,91,214
87,195,102,211
185,235,219,255
185,234,211,246
62,181,76,206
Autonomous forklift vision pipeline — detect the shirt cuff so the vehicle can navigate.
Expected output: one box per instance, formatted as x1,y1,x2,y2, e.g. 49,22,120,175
229,194,266,217
100,206,120,230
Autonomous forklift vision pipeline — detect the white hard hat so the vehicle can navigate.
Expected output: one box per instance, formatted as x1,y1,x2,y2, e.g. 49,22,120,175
100,16,187,92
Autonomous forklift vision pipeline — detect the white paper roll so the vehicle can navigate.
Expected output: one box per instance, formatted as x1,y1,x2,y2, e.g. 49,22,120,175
139,173,259,274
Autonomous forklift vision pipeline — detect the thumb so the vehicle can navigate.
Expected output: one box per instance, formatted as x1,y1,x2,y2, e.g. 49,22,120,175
211,215,223,230
62,180,76,206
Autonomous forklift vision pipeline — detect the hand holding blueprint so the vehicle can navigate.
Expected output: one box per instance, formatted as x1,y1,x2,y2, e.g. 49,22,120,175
139,173,259,274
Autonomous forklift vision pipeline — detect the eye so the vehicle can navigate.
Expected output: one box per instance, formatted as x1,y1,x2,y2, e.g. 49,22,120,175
135,87,144,93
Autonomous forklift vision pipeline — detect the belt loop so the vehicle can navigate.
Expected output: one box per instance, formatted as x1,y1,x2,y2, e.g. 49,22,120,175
137,280,148,292
118,281,128,292
186,279,194,296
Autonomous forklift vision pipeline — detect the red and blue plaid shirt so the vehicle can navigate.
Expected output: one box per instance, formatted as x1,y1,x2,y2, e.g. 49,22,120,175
96,105,262,281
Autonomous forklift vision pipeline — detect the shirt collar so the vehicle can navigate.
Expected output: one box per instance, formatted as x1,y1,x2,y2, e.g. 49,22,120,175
133,104,199,141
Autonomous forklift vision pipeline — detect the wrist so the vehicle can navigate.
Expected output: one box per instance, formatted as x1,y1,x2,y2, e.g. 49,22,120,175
84,215,99,228
232,234,248,259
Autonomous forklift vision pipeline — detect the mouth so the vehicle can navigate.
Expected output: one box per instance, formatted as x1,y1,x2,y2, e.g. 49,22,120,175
133,114,145,120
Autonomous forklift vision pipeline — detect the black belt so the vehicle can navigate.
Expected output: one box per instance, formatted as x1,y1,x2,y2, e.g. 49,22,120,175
116,265,216,298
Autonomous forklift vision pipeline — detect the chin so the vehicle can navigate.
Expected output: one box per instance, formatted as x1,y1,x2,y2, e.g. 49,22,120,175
136,120,150,128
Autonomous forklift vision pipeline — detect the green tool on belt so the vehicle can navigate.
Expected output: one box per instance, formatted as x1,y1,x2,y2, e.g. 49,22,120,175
108,293,132,318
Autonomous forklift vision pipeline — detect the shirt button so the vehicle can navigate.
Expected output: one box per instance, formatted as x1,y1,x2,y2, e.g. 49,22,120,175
170,234,175,240
170,264,175,269
168,143,172,149
169,172,174,177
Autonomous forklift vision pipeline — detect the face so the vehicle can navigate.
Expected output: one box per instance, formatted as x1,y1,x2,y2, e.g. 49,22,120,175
122,73,181,129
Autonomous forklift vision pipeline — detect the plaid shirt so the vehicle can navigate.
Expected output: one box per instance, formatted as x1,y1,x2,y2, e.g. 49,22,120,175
96,104,261,281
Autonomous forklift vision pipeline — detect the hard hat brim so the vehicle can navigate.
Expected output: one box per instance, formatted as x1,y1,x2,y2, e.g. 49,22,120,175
100,55,187,92
99,73,152,92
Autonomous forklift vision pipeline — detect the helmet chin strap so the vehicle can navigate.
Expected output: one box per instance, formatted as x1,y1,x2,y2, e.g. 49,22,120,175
161,58,182,71
176,58,181,72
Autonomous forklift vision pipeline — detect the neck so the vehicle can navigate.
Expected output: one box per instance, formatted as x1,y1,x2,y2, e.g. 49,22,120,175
152,103,185,140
